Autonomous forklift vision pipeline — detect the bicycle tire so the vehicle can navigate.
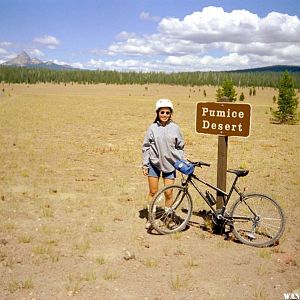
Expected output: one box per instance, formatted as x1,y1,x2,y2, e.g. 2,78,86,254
149,184,193,234
230,193,285,247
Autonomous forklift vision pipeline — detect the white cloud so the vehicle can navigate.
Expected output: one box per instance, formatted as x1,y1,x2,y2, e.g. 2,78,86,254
116,31,137,41
0,41,13,47
82,46,300,72
52,59,69,66
158,7,300,44
84,55,242,72
87,58,142,70
34,35,61,49
46,59,84,69
87,58,165,71
69,62,84,69
28,49,45,57
0,52,19,62
108,34,206,56
259,12,300,43
103,6,300,71
90,48,106,56
164,53,250,71
140,11,160,22
0,48,9,55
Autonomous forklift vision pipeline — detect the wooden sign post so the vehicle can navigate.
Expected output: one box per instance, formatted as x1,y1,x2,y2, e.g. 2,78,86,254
196,99,251,209
216,97,229,209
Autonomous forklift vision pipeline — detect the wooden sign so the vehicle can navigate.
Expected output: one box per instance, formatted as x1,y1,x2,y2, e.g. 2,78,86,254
196,102,251,137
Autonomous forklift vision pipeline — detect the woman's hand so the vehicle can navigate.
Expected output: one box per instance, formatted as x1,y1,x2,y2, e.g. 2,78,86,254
142,167,149,176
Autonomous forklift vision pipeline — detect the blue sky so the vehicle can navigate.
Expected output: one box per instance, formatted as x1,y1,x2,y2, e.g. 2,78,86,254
0,0,299,71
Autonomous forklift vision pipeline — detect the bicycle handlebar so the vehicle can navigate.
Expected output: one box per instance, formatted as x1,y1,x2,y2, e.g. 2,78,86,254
188,159,211,168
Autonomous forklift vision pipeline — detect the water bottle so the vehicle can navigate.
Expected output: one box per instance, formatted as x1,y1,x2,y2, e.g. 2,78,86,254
205,190,216,206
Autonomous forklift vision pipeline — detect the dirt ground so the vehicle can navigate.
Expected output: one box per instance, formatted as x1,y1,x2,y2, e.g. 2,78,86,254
0,83,299,300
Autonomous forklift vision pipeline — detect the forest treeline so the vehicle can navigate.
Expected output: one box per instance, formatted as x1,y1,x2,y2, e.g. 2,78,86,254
0,65,300,88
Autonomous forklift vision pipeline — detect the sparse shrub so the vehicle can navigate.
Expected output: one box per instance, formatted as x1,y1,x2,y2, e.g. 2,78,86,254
103,269,119,280
75,239,90,254
143,257,157,267
259,249,272,259
82,271,96,282
42,205,54,218
90,224,104,233
96,257,106,265
23,278,34,289
171,274,182,291
169,231,183,240
33,245,51,256
8,280,19,293
8,278,34,293
18,234,33,243
170,274,189,291
185,257,199,268
66,274,82,295
253,288,267,300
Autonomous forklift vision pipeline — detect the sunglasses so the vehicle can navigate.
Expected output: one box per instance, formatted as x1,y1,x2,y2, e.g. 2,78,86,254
159,110,171,115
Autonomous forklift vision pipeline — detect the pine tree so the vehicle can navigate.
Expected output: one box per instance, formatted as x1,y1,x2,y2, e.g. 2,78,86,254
272,71,299,124
239,92,245,101
215,87,223,101
221,79,237,102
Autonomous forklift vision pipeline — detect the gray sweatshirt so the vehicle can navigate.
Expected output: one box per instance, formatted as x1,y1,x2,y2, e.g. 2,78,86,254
142,120,185,173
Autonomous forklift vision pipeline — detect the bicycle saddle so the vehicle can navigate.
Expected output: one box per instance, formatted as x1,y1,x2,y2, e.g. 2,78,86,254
227,169,249,177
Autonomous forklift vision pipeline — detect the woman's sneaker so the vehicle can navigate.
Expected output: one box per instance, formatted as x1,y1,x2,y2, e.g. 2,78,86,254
145,221,152,230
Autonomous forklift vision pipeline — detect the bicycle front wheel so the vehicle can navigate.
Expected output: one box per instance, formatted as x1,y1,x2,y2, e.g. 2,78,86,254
230,193,285,247
149,185,193,234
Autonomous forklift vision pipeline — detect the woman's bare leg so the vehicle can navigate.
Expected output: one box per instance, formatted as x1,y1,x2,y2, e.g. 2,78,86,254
147,176,159,203
163,178,175,207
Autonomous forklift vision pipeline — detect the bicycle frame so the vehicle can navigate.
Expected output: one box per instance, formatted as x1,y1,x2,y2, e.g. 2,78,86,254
183,172,241,214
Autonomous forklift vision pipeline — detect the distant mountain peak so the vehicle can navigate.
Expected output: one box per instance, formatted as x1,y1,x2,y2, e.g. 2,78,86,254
19,51,30,59
2,51,74,70
3,51,43,66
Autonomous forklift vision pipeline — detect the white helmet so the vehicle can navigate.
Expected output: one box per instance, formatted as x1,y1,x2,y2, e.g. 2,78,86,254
155,99,174,112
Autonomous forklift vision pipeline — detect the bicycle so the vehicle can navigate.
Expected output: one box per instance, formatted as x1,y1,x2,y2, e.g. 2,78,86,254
148,160,286,247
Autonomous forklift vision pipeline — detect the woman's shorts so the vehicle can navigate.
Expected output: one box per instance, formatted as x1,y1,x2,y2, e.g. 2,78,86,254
148,163,176,179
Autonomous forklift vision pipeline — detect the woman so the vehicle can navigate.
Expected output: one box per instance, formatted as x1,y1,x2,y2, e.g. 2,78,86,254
142,99,185,229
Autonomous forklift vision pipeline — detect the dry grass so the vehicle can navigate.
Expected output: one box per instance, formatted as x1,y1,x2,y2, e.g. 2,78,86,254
0,83,299,299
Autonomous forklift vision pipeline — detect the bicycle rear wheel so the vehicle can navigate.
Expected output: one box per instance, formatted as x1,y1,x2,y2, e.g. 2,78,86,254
149,185,192,234
230,193,285,247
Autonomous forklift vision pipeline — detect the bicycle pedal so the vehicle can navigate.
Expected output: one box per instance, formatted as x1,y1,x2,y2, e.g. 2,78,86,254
247,232,256,239
216,214,223,220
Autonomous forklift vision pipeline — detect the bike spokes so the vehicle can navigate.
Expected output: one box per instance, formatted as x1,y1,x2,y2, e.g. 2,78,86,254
231,194,285,247
149,185,193,234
